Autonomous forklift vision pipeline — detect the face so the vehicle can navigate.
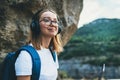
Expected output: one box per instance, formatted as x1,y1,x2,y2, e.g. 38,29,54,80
39,11,59,37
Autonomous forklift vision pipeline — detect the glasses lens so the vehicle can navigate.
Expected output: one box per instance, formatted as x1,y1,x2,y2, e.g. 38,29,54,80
42,18,50,25
41,18,58,26
52,21,58,26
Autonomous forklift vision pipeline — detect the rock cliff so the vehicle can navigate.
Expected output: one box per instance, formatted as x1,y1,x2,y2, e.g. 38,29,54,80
0,0,83,60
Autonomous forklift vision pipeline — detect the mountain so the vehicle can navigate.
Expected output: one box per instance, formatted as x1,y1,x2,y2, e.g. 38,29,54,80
75,18,120,42
59,18,120,66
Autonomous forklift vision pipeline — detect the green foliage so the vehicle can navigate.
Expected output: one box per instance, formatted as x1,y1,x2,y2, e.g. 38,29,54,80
83,56,120,66
59,18,120,66
58,70,71,79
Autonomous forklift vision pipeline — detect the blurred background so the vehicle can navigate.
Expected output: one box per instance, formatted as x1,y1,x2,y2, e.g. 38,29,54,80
58,0,120,80
0,0,120,80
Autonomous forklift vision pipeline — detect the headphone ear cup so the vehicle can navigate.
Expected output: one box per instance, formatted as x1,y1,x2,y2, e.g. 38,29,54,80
30,19,40,35
58,27,61,34
57,19,63,34
57,15,64,34
30,20,36,30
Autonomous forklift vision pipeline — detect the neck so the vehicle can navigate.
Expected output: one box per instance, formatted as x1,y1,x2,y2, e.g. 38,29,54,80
40,36,52,49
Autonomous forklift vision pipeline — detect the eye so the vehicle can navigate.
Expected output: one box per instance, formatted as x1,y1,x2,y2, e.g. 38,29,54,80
43,18,50,22
52,21,58,24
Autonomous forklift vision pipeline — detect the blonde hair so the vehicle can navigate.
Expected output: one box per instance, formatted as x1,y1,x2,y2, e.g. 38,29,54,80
27,8,63,53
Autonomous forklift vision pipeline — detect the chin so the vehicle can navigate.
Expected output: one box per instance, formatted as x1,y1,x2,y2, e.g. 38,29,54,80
49,33,57,37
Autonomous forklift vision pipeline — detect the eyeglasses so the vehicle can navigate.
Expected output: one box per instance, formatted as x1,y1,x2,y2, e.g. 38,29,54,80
40,17,59,26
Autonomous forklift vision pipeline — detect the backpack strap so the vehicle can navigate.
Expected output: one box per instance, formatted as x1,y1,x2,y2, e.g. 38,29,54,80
49,47,56,62
17,45,40,80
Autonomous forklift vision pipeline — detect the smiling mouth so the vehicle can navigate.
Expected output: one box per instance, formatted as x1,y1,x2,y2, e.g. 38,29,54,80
48,27,56,32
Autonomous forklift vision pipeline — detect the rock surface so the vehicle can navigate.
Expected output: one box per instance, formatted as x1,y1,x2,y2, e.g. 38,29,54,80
0,0,83,60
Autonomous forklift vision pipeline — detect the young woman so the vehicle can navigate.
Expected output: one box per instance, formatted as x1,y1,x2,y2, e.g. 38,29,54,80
15,8,63,80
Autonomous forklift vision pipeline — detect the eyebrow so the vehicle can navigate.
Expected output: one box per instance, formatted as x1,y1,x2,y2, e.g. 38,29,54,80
41,17,58,21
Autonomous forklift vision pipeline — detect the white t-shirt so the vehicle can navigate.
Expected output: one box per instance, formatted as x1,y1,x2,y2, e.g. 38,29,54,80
15,45,59,80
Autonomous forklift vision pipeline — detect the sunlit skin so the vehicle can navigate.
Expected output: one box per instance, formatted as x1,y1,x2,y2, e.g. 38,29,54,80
39,11,59,49
39,11,58,48
17,11,59,80
40,11,58,37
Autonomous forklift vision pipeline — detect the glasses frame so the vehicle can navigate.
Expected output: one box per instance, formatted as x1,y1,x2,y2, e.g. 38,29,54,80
40,17,59,27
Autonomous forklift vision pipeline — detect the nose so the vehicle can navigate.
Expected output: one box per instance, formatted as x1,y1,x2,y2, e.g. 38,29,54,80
49,21,52,25
49,21,54,26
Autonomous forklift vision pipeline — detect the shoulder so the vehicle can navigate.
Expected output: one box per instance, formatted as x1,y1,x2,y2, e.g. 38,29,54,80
16,50,32,63
15,50,32,76
19,50,31,57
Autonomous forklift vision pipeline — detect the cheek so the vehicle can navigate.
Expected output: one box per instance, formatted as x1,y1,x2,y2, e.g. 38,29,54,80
39,23,47,30
56,27,59,32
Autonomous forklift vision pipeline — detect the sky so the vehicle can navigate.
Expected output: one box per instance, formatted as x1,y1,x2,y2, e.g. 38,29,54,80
78,0,120,28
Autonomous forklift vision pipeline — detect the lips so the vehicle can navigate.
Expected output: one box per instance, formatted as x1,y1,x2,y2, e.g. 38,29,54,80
47,27,56,32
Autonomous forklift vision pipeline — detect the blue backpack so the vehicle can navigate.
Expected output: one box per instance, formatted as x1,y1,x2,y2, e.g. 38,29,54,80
0,45,56,80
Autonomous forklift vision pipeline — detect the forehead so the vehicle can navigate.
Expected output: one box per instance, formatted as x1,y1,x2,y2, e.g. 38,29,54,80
40,11,57,19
